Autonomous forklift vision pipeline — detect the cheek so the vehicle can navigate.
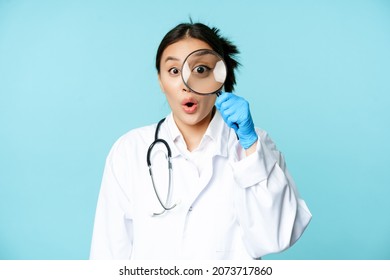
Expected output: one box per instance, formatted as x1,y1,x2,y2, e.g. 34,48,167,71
201,96,217,111
160,74,182,94
206,96,217,105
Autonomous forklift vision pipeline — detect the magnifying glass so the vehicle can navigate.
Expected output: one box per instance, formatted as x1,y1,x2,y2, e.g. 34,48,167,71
181,49,227,96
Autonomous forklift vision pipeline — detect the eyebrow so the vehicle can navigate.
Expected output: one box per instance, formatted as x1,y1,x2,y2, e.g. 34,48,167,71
164,56,180,63
193,49,215,57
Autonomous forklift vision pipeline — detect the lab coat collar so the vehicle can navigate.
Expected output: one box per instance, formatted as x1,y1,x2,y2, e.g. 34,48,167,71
164,109,230,158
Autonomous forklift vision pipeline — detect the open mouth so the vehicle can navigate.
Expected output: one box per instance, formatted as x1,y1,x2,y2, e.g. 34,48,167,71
182,99,198,113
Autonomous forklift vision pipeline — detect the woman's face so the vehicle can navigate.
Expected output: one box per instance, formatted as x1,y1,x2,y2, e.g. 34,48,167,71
158,38,217,130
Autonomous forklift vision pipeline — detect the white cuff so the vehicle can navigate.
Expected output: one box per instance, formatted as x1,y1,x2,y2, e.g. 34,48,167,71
230,138,277,188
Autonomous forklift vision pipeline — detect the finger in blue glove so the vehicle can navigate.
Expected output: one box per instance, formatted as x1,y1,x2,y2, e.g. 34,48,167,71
215,92,258,149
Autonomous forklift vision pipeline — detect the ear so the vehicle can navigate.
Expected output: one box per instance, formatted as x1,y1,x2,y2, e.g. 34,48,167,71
158,74,166,93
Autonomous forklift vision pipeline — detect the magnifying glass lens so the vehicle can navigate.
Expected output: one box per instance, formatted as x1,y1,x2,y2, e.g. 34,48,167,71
181,49,227,95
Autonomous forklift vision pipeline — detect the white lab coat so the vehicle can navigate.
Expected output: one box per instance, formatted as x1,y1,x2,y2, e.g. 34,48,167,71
90,111,311,259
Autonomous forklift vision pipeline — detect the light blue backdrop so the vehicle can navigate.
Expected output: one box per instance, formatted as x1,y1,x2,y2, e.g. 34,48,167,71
1,0,389,260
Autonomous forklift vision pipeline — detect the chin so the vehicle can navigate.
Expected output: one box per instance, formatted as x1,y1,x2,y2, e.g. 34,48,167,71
190,113,212,126
174,112,208,127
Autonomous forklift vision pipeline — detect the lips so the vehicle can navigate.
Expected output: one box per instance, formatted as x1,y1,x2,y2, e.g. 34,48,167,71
181,98,198,114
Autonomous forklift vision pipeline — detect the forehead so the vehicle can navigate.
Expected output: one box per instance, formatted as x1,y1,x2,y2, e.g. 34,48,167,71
161,38,213,63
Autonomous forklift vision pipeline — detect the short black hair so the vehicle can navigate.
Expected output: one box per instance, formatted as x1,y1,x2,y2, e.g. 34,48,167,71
156,21,240,92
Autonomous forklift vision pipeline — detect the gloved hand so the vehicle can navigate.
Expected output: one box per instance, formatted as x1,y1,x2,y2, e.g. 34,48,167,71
215,92,258,149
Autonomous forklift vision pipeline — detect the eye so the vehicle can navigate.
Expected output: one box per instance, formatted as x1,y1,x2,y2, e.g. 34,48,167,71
196,66,206,73
168,67,180,76
192,65,211,76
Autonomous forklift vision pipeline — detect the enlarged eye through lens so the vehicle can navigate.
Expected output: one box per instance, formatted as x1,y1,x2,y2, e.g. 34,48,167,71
181,49,227,95
194,65,211,75
196,66,205,74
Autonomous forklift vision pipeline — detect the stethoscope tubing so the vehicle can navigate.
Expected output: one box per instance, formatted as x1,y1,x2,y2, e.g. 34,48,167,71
146,118,177,216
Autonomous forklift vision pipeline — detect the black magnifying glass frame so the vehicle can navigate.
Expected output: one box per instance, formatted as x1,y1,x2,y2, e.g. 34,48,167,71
180,49,227,96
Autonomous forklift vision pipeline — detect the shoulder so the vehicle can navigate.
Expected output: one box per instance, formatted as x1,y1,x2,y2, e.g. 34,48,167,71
106,123,158,161
120,124,157,145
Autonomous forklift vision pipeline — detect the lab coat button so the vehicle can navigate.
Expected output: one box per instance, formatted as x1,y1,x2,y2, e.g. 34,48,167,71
189,206,193,212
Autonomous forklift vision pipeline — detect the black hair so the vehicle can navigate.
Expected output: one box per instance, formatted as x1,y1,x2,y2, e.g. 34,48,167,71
156,21,240,92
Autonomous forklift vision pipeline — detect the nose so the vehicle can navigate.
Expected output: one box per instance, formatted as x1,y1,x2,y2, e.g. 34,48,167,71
181,83,192,93
180,74,194,94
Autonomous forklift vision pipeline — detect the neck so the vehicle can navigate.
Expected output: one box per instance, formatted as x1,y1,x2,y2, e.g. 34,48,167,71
174,108,215,152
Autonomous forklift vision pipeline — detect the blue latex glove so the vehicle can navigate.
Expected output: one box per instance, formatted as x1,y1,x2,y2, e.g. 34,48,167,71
215,92,258,149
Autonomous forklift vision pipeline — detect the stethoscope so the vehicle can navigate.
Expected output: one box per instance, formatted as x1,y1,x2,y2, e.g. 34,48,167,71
146,49,228,216
146,118,177,216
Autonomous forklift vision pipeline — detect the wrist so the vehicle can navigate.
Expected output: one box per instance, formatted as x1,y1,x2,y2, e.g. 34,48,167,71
244,140,258,156
239,131,258,150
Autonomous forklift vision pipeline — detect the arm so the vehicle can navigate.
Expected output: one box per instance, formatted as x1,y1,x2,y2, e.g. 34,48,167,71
216,92,312,258
231,130,312,257
90,140,133,259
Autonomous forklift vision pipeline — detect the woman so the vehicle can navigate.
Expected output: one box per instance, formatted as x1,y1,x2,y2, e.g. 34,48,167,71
90,21,311,259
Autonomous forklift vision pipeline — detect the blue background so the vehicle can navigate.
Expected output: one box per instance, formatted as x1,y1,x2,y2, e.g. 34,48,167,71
1,0,389,260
